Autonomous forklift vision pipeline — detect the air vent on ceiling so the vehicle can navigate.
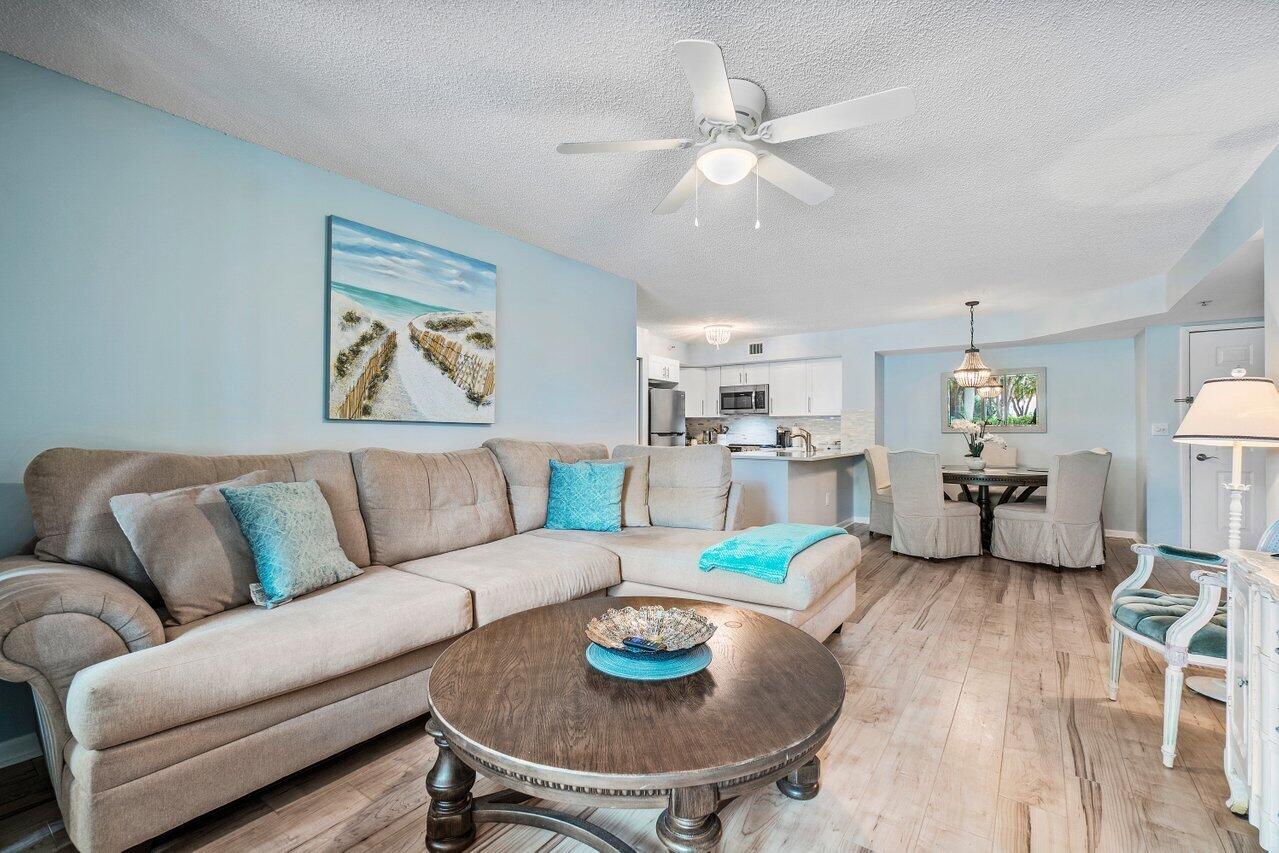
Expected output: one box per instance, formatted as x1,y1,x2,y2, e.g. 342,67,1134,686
748,342,764,355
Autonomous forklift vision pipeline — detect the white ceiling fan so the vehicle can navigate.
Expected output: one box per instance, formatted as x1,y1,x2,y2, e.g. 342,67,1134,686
557,39,915,214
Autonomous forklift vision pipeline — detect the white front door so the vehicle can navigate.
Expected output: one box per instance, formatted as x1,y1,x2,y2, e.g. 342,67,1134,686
1187,326,1266,550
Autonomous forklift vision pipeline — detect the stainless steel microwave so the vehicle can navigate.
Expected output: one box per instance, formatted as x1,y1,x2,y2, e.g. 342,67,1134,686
720,384,769,414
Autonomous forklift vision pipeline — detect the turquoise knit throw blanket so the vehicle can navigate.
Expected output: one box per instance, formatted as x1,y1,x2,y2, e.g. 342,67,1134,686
698,523,847,584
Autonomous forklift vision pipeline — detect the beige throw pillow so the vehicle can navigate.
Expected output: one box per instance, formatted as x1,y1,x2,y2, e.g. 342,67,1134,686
110,470,275,625
620,455,651,527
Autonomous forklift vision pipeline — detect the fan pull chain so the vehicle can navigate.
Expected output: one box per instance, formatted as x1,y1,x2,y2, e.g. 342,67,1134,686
754,170,761,230
694,170,700,228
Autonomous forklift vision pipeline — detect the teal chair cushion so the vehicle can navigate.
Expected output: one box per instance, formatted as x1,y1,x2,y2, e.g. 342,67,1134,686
1151,545,1225,567
1112,589,1227,658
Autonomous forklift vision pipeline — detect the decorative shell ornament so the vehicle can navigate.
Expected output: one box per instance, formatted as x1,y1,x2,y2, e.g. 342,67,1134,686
585,605,716,653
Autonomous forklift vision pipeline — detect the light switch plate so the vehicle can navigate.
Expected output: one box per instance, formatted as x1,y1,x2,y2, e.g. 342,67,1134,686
1152,423,1169,436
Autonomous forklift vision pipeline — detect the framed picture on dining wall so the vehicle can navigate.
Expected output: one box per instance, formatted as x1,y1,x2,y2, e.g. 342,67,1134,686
941,367,1046,433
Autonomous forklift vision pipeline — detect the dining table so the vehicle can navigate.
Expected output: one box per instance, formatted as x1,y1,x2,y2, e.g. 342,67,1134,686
942,466,1049,550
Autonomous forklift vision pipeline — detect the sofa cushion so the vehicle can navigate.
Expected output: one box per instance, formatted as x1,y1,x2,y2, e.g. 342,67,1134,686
482,438,609,532
108,470,275,625
394,533,620,625
611,445,731,530
620,455,651,527
546,460,626,533
221,480,363,606
24,448,370,602
532,526,859,611
65,566,471,750
351,447,515,565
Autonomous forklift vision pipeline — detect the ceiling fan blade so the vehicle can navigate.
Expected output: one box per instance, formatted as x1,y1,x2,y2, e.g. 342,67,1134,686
653,166,699,215
674,40,737,125
557,138,692,154
754,154,834,205
758,86,915,143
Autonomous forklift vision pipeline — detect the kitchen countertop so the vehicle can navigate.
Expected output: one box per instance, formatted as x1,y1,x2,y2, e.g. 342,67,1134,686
729,448,864,463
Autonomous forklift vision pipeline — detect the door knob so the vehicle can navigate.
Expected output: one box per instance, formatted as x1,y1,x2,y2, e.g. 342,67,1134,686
1195,453,1218,462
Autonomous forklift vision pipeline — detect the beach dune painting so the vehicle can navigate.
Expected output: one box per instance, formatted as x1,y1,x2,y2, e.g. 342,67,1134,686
326,216,496,423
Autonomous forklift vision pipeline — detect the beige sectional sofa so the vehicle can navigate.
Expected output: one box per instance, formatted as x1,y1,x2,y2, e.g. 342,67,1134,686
0,439,860,852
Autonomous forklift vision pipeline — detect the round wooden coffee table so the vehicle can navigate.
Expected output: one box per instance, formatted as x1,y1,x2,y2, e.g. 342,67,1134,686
424,596,845,852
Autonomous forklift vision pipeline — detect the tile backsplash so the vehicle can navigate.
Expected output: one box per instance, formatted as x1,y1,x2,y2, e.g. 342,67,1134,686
687,414,842,448
686,409,877,451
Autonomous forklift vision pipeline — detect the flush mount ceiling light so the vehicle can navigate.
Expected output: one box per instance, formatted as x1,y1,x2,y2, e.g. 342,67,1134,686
704,324,732,349
953,300,993,388
696,138,758,185
556,39,915,215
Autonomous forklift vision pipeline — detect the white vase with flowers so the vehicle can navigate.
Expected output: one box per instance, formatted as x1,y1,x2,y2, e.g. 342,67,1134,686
950,419,1006,471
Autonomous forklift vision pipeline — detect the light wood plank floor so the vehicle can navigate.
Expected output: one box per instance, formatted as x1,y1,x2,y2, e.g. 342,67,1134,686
0,533,1262,852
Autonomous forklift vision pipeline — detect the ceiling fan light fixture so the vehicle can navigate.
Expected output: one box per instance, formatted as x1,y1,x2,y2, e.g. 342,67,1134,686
704,324,732,349
696,139,758,185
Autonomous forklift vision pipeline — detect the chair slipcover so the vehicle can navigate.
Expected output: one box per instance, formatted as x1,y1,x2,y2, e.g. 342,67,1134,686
865,445,893,536
992,450,1111,567
888,450,980,559
981,444,1017,467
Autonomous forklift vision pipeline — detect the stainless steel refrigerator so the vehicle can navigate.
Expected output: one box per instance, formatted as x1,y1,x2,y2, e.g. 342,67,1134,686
648,388,685,446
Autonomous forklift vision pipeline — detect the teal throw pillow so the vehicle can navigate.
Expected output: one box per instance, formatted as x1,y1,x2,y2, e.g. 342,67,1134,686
545,459,626,533
220,479,362,607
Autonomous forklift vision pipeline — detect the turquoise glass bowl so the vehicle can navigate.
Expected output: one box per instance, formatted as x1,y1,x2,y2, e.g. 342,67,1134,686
585,642,712,681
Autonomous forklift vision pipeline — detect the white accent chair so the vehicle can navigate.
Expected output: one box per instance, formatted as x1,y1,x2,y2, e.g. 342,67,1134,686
991,450,1111,568
1109,543,1229,767
865,445,893,536
887,450,981,559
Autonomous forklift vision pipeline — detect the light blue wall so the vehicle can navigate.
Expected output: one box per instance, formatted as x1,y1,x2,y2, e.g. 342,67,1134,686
0,54,637,745
881,338,1139,532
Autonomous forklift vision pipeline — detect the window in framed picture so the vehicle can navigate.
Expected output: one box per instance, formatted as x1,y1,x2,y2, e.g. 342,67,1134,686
942,368,1046,433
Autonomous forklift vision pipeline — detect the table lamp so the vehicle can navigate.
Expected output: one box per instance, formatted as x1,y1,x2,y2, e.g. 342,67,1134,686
1173,368,1279,549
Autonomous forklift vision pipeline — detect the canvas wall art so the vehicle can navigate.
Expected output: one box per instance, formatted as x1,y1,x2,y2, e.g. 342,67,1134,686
326,216,497,423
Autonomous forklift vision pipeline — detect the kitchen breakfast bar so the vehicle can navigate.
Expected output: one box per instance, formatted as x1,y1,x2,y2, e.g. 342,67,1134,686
728,449,862,529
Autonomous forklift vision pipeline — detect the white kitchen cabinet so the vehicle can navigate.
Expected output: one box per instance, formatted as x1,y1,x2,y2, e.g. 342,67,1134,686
720,364,770,385
677,367,706,416
647,355,679,385
768,361,808,417
705,367,721,414
743,363,770,385
767,358,843,417
808,357,843,415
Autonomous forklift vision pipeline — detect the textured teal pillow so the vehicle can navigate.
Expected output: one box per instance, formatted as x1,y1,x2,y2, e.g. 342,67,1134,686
545,460,625,532
220,480,362,607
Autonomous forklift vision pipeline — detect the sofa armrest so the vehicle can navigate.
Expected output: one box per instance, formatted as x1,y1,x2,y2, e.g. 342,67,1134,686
725,482,744,531
0,556,164,699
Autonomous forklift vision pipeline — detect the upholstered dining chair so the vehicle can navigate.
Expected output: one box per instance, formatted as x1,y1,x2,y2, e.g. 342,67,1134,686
865,445,893,536
981,443,1017,467
887,450,981,559
990,450,1111,568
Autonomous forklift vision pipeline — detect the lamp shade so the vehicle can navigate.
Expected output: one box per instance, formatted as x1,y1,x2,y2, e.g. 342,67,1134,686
1173,370,1279,447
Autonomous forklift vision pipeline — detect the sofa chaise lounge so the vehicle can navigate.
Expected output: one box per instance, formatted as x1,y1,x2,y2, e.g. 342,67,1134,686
0,438,860,851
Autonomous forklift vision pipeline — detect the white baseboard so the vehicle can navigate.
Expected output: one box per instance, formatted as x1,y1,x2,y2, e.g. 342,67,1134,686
1106,529,1139,540
0,732,41,768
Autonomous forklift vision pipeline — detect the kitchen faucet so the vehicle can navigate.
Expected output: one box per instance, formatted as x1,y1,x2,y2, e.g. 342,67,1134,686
792,426,813,453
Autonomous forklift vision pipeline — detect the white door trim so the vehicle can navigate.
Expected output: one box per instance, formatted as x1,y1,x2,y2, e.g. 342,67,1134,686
1178,322,1265,548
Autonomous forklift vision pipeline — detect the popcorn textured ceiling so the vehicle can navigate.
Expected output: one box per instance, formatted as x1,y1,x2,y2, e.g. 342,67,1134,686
3,1,1277,340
